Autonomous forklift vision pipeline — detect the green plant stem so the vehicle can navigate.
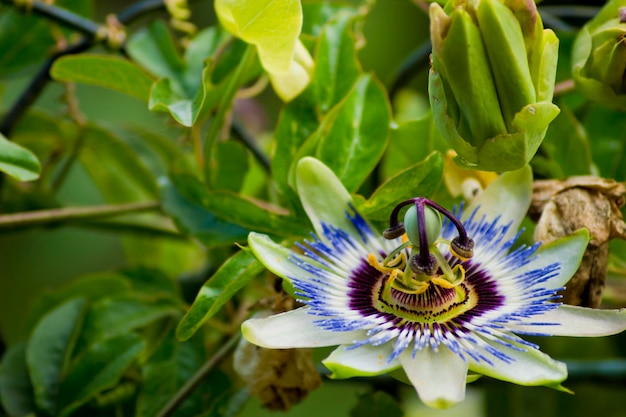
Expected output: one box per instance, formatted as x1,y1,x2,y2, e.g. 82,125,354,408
0,201,160,230
204,44,256,187
155,334,241,417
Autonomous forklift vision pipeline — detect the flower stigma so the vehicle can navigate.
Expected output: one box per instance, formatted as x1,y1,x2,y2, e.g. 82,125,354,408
370,198,475,302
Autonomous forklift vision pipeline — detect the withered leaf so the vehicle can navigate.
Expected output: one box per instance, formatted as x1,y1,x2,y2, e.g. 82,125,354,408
530,176,626,307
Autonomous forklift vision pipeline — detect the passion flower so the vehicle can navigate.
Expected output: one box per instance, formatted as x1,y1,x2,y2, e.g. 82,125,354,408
242,157,626,409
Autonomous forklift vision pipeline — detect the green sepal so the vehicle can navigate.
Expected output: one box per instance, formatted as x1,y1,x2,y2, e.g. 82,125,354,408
476,0,535,129
531,29,559,103
434,6,506,145
430,67,559,171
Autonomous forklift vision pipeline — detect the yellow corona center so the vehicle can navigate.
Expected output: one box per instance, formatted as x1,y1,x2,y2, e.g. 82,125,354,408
367,246,474,323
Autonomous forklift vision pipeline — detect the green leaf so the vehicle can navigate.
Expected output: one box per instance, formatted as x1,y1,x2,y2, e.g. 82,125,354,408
57,334,145,417
126,20,189,97
294,74,391,193
80,125,158,202
215,0,302,73
0,9,54,78
184,27,228,90
301,3,361,37
272,13,362,201
211,141,250,192
120,266,180,300
26,298,87,414
78,295,179,348
50,55,155,102
312,12,362,113
0,343,37,417
114,126,183,179
149,77,199,127
176,250,264,341
532,104,592,178
584,104,626,181
148,66,215,127
201,189,307,237
357,152,444,221
159,174,249,247
0,132,41,181
382,113,450,179
26,273,131,334
350,391,403,417
137,331,210,417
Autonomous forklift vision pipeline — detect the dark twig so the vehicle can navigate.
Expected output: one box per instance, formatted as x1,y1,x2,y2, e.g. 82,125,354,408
539,6,600,22
0,39,92,137
539,10,576,32
388,39,432,99
156,334,241,417
117,0,165,25
0,0,101,36
231,120,271,173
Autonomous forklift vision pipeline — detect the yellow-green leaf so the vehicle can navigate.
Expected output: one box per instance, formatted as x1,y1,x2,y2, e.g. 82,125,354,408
215,0,303,74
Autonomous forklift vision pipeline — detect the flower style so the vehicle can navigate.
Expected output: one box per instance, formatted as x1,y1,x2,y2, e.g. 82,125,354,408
242,157,626,409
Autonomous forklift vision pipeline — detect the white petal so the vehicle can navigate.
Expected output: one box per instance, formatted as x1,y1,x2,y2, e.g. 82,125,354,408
295,157,364,241
399,347,469,409
468,339,567,386
517,229,589,290
509,304,626,337
248,232,317,281
323,343,400,379
463,166,532,241
242,307,364,348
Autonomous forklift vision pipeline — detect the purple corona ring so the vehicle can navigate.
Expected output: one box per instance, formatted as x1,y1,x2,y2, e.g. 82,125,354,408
242,157,626,409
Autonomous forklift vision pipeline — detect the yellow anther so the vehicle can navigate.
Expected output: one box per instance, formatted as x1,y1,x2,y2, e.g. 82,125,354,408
401,233,409,244
450,245,470,262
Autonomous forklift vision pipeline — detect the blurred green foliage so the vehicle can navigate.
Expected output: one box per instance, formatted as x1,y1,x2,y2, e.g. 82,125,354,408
0,0,625,416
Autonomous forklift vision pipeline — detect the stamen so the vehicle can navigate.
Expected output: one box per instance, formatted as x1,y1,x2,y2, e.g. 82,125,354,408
383,223,406,239
423,199,474,258
451,236,475,260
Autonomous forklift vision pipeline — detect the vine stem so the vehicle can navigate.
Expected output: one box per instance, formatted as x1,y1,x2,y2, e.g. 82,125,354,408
0,0,101,36
155,334,241,417
0,201,160,229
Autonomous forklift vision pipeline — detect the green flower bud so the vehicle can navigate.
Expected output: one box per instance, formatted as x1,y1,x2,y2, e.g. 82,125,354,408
429,0,560,172
403,205,442,248
572,0,626,110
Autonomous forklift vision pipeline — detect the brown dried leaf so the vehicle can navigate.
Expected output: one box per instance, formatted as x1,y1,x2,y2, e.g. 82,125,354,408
531,176,626,307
